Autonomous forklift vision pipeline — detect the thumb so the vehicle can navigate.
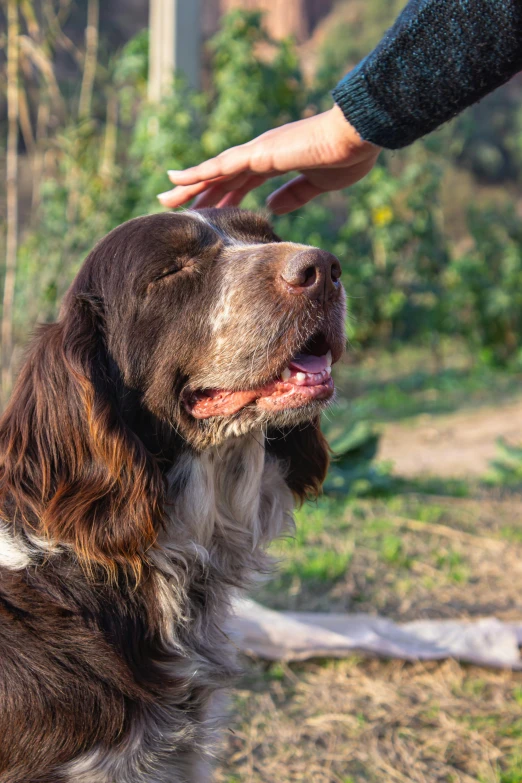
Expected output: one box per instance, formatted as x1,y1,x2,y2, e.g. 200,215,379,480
266,175,323,215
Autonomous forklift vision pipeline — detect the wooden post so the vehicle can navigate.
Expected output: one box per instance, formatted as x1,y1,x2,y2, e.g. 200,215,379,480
148,0,202,101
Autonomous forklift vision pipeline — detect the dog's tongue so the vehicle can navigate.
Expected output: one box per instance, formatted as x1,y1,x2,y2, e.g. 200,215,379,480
289,353,329,374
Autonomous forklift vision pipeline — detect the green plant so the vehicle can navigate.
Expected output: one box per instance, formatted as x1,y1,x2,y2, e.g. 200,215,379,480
322,403,394,497
485,438,522,488
450,204,522,366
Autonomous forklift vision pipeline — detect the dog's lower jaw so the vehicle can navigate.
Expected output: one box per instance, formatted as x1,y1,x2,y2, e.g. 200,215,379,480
182,397,332,450
59,432,294,783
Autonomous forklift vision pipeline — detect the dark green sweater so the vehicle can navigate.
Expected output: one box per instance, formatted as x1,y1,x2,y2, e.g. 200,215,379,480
332,0,522,149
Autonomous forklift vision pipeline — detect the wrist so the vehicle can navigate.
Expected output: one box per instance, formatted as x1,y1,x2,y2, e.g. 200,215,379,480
328,103,382,156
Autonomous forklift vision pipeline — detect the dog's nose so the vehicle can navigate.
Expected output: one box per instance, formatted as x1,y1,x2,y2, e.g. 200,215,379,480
281,248,342,302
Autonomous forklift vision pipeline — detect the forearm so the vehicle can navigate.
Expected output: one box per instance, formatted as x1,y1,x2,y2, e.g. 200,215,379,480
332,0,522,149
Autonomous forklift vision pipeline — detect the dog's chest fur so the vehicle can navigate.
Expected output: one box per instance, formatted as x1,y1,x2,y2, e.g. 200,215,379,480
61,432,293,783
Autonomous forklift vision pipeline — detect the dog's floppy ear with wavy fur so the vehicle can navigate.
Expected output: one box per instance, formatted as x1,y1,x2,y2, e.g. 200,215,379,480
265,417,330,502
0,294,165,581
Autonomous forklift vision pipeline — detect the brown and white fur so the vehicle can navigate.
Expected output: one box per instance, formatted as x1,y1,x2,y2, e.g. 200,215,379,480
0,208,345,782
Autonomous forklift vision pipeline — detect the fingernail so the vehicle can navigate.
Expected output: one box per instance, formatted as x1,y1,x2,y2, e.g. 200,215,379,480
157,191,172,200
167,170,182,177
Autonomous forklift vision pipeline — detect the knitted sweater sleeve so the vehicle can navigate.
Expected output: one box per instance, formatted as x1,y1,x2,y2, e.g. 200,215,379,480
332,0,522,149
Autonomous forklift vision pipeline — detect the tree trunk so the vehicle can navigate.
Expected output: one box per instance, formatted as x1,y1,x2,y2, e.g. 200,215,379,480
2,0,20,401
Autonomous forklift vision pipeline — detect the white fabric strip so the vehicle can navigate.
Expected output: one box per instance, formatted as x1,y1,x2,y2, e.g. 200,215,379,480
229,598,522,670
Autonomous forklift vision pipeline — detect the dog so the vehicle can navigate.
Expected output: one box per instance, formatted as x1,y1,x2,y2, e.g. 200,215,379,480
0,208,345,782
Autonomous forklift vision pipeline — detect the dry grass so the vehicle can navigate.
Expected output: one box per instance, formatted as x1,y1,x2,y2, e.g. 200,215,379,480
216,656,522,783
215,489,522,782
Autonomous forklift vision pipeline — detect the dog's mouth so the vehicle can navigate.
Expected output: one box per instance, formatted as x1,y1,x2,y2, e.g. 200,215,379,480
185,333,336,419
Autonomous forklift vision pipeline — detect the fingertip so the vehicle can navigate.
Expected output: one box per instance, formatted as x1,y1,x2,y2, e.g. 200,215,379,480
157,191,189,208
265,193,298,215
167,169,190,184
266,176,321,214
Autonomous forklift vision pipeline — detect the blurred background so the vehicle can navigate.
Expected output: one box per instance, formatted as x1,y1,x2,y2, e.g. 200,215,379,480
2,1,522,780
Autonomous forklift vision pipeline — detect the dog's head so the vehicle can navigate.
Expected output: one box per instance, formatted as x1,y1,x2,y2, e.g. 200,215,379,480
0,209,345,576
68,209,345,444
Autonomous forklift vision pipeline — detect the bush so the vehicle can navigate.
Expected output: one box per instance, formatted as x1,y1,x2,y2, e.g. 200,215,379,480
450,203,522,365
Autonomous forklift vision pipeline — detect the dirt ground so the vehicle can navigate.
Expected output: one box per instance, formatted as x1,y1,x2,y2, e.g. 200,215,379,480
378,399,522,478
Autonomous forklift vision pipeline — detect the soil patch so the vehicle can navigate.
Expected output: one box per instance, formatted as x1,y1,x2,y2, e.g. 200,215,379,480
378,399,522,477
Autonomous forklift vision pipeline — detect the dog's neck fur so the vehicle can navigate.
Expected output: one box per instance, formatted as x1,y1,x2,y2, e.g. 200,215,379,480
168,431,292,553
151,431,294,639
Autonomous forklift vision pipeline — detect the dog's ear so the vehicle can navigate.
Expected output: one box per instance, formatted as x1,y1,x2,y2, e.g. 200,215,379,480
0,296,165,582
265,417,330,503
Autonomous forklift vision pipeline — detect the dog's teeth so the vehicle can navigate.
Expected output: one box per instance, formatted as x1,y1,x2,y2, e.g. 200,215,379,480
281,367,291,381
326,350,332,367
296,372,306,382
325,366,332,375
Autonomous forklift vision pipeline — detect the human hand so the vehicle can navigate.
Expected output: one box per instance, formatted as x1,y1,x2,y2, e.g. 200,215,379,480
157,104,381,214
